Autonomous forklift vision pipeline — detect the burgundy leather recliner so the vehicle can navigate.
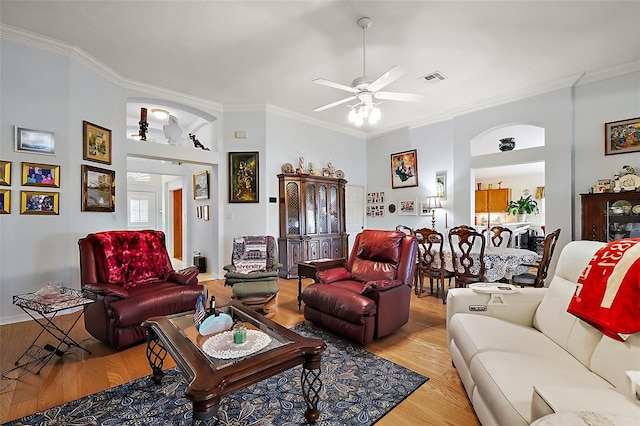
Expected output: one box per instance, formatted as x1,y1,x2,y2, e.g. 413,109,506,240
79,230,203,349
301,229,418,345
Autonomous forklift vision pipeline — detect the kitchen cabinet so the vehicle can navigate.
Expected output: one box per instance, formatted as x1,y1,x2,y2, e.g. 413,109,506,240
475,189,511,213
277,173,348,278
581,192,640,242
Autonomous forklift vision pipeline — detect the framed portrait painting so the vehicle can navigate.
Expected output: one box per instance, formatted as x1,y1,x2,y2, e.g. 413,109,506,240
20,190,59,215
14,126,55,155
229,151,258,203
605,117,640,155
21,162,60,188
82,164,115,212
83,121,112,164
390,149,418,189
193,170,210,200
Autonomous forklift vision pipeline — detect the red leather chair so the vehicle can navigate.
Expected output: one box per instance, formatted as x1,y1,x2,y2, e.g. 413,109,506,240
300,229,418,345
79,230,202,349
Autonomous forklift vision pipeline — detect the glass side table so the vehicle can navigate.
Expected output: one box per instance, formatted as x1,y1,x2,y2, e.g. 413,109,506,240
2,287,95,379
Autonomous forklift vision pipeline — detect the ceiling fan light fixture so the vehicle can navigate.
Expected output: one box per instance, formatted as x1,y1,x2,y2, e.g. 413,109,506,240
348,107,358,123
368,106,381,124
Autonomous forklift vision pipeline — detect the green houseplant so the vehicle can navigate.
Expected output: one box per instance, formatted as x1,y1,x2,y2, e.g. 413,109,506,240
506,195,539,221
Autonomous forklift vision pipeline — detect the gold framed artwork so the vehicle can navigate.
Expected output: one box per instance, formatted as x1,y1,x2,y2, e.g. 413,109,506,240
0,160,11,186
0,189,10,214
193,170,210,200
229,151,258,203
21,162,60,188
20,190,59,215
83,121,112,164
390,149,418,189
605,117,640,155
81,164,115,212
14,126,55,155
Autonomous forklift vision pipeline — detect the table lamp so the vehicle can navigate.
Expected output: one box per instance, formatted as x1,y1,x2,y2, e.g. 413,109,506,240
425,196,442,230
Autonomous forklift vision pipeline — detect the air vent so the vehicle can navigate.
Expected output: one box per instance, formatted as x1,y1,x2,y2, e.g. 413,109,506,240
420,71,447,85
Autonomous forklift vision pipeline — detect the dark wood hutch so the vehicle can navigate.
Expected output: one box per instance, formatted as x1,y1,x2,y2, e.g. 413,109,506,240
581,191,640,242
277,173,348,278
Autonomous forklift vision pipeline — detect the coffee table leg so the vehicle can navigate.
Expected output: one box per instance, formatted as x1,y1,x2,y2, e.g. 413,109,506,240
145,329,167,384
301,355,323,423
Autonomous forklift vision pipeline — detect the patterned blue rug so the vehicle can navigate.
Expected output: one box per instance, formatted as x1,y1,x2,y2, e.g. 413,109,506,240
5,324,428,425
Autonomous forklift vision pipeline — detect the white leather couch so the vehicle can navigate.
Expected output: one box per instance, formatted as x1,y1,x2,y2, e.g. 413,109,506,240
446,241,640,425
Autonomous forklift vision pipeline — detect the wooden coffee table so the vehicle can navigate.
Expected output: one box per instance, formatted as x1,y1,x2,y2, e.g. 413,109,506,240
141,301,326,422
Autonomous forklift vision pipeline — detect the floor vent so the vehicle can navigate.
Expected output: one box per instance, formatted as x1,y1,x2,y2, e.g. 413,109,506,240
420,71,447,85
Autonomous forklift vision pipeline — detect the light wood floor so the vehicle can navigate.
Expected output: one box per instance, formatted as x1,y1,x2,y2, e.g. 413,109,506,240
0,278,479,425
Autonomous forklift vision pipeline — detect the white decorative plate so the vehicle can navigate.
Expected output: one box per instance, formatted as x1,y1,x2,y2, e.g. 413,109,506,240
633,205,640,215
202,329,271,359
281,163,294,173
335,170,345,179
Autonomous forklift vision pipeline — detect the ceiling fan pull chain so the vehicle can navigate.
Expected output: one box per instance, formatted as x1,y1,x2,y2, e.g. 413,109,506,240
362,24,366,77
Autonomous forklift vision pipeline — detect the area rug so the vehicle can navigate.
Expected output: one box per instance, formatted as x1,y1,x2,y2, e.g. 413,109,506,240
5,324,428,426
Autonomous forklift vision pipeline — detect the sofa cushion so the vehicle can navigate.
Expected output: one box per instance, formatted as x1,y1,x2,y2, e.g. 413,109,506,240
356,230,403,264
590,333,640,391
91,230,173,288
351,258,397,282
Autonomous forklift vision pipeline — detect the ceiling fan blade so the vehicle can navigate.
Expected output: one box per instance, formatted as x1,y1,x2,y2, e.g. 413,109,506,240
374,91,424,102
313,95,358,112
367,65,404,92
313,78,358,93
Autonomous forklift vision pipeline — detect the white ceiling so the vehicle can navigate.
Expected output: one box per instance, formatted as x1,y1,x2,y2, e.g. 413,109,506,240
1,1,639,136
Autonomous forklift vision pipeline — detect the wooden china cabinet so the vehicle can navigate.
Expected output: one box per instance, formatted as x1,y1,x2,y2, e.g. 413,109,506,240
581,192,640,242
475,188,511,213
277,173,348,278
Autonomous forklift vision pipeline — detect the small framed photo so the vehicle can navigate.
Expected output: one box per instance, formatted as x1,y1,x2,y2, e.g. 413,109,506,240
419,203,431,216
0,189,10,214
0,160,11,186
605,117,640,155
229,151,259,203
82,164,115,212
436,172,447,200
83,121,112,164
399,200,417,215
20,190,59,215
21,162,60,188
14,126,55,155
193,170,210,200
391,149,418,189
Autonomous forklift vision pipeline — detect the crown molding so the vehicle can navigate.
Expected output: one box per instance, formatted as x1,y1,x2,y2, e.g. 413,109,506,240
0,24,224,114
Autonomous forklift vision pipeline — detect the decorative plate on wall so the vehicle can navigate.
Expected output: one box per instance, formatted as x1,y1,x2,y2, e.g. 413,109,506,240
388,204,396,213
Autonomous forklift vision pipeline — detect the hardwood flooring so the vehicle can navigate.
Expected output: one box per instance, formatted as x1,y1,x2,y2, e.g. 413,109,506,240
0,278,479,425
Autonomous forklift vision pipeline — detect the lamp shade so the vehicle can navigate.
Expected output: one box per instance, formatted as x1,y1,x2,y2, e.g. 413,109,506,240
425,196,442,210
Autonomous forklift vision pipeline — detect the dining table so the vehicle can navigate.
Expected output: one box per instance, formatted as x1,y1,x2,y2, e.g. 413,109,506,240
431,246,540,283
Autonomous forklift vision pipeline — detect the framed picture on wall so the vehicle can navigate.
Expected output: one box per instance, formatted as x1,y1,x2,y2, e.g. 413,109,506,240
81,164,115,212
399,199,416,215
0,189,10,214
390,149,419,189
605,117,640,155
193,170,210,200
14,126,56,155
229,151,259,203
83,121,112,164
0,161,11,186
21,162,60,188
20,190,59,215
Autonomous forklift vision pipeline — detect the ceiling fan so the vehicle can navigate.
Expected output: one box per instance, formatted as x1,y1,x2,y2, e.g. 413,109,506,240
313,17,424,126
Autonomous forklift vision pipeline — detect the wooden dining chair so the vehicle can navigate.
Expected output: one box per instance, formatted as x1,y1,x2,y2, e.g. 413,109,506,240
448,225,486,287
488,225,513,248
396,224,414,235
414,228,454,302
512,228,561,288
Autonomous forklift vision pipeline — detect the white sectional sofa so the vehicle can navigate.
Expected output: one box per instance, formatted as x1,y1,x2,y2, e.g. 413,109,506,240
446,240,640,425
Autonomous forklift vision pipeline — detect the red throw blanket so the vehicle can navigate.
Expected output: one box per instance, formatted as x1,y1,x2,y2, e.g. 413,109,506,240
567,239,640,341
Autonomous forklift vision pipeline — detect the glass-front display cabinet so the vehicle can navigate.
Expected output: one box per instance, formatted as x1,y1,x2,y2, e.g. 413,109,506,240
277,173,348,278
581,192,640,242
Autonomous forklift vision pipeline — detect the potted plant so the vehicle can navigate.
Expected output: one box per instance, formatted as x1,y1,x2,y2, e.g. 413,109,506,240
506,195,539,222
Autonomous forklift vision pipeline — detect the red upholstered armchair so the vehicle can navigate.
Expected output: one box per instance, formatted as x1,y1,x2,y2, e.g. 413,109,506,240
79,230,203,349
301,229,418,345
